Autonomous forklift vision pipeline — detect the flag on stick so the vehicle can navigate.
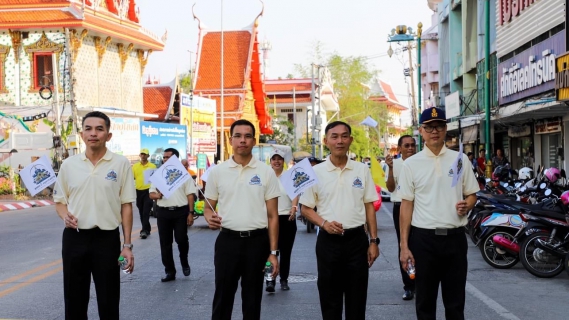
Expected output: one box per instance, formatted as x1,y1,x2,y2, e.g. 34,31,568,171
370,156,387,190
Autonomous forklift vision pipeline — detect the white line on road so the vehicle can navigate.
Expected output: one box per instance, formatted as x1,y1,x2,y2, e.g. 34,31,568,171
381,204,521,320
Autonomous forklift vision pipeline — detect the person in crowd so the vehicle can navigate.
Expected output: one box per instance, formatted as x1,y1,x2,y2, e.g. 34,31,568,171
204,119,280,320
150,148,196,282
398,107,479,320
385,134,417,300
477,149,486,176
54,111,136,320
300,121,380,320
132,148,156,239
492,148,509,167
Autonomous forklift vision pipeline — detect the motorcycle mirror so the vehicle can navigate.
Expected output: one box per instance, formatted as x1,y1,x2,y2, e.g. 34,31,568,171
515,182,521,188
504,183,509,188
539,182,547,190
545,189,552,196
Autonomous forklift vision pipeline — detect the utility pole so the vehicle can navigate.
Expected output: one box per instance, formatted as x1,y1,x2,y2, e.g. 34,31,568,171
65,28,79,154
310,63,316,156
417,22,422,151
407,44,418,128
317,66,323,159
220,0,225,162
293,86,297,151
484,0,492,176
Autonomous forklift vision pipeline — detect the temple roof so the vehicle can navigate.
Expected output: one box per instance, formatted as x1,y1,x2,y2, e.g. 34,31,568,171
193,20,271,133
370,79,407,111
265,79,313,94
143,79,177,121
0,0,164,51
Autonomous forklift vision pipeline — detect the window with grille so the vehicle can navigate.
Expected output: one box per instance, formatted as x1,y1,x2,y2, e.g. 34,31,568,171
33,53,54,89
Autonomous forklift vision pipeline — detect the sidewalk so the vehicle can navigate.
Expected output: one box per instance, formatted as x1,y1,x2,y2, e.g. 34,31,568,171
0,199,55,211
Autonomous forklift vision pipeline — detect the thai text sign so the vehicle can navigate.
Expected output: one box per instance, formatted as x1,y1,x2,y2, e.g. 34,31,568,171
555,51,569,101
180,95,217,155
498,32,565,105
140,122,187,167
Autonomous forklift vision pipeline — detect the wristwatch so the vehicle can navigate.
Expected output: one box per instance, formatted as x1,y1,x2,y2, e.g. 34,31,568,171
270,250,280,257
369,237,380,245
189,210,196,214
123,243,134,250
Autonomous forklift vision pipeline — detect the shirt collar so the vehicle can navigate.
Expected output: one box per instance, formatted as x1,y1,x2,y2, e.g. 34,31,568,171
423,145,448,157
325,156,354,171
228,156,258,168
80,148,113,162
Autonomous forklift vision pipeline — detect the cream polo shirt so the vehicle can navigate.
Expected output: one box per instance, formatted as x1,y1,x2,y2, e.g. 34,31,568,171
276,174,293,216
398,145,480,229
388,157,404,202
204,156,281,231
300,157,378,229
150,178,197,208
53,149,136,230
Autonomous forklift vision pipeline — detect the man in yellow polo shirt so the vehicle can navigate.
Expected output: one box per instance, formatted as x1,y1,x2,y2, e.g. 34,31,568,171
54,111,136,320
204,119,280,320
398,107,479,320
300,121,380,320
132,148,156,239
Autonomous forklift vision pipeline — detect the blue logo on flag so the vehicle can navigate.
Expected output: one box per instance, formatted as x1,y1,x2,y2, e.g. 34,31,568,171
292,169,310,188
164,166,183,186
31,165,51,185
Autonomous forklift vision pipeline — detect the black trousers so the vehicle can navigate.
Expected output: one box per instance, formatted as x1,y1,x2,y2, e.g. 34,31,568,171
409,227,468,320
316,226,369,320
278,215,297,282
136,189,153,234
62,227,120,320
393,203,415,292
212,229,269,320
157,206,190,275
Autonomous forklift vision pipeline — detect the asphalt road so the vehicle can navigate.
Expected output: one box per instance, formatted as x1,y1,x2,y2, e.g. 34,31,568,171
1,202,568,319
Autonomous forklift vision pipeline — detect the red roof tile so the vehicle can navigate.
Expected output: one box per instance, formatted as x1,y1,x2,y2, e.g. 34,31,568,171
378,80,399,103
209,96,241,113
0,10,75,24
143,86,173,120
267,96,312,104
265,80,312,93
194,31,252,91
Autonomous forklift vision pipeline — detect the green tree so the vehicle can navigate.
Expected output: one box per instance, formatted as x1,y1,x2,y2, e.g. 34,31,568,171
259,109,295,148
180,72,192,94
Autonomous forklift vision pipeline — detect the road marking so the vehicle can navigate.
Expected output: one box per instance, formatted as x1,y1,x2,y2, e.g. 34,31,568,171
465,282,521,320
4,204,17,210
0,225,158,298
0,267,62,299
0,259,61,289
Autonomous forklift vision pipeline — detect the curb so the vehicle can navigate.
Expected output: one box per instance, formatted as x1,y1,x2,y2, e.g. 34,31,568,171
0,200,55,211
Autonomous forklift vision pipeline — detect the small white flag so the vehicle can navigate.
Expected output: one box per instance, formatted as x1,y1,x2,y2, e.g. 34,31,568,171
148,155,190,199
360,116,378,128
279,158,319,200
19,155,57,196
200,163,216,183
143,169,156,185
451,137,464,188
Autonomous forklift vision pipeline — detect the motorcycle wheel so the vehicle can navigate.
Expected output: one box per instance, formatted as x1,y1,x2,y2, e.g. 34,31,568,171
520,231,564,278
479,229,519,269
565,252,569,277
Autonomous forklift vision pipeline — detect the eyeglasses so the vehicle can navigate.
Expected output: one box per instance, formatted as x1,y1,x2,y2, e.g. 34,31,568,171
231,134,254,140
422,124,446,133
402,143,416,148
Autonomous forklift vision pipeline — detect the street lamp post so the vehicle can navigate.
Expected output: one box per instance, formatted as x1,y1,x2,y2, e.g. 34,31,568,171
387,23,423,151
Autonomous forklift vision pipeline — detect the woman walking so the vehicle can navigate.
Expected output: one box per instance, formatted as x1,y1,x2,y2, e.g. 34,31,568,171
267,148,298,292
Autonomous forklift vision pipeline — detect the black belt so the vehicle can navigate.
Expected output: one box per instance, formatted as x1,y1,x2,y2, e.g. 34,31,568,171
158,205,189,211
412,226,465,236
322,225,365,236
220,228,267,238
393,202,401,205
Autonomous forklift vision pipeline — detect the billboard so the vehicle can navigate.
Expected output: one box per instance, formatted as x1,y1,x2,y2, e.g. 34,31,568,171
180,95,217,156
140,121,187,167
106,117,141,157
498,32,565,105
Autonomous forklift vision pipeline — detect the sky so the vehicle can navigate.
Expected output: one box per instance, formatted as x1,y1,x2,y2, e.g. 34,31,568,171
137,0,435,125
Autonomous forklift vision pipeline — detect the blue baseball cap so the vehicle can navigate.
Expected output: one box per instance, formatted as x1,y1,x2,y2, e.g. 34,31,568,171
420,107,446,124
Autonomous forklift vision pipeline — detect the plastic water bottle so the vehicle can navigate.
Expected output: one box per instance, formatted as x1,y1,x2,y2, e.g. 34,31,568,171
264,262,273,281
118,256,130,274
407,259,415,280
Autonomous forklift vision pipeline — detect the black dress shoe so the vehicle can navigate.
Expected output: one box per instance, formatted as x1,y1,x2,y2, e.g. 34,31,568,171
265,280,275,293
161,273,176,282
140,231,148,239
280,281,290,291
402,289,414,300
182,266,191,277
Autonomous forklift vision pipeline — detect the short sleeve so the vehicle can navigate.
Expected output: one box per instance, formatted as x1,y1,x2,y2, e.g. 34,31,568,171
120,159,136,204
53,162,69,204
363,168,379,203
149,183,157,193
204,166,219,201
299,184,317,209
462,155,480,196
264,170,281,200
397,162,415,201
185,178,198,195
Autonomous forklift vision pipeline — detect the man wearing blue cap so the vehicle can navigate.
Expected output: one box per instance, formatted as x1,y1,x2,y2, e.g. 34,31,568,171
397,107,479,320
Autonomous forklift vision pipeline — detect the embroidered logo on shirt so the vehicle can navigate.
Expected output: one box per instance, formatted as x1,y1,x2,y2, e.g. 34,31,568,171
164,166,183,186
352,177,364,189
249,175,262,186
106,170,118,182
291,169,310,188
